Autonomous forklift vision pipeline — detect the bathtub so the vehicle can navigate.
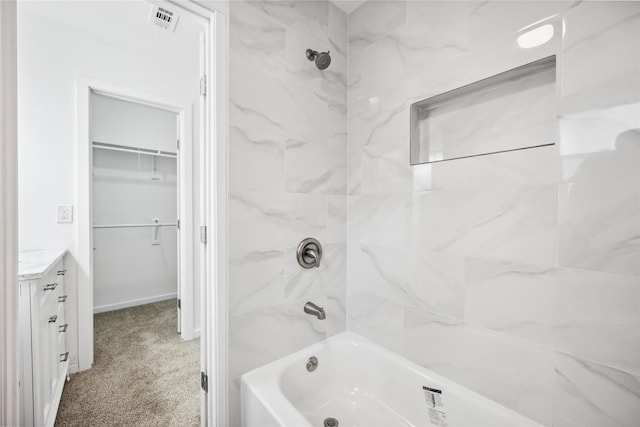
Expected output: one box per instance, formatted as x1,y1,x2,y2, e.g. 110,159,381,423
241,332,542,427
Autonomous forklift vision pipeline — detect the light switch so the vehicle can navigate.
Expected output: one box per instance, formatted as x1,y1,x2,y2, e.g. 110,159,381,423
56,205,73,223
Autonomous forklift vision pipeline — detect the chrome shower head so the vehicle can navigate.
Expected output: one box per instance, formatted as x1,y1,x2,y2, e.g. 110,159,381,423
306,49,331,70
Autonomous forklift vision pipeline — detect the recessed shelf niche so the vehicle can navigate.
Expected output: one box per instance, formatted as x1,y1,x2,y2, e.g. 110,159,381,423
410,55,557,165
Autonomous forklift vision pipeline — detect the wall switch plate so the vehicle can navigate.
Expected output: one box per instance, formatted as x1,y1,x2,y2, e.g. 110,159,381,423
56,205,73,223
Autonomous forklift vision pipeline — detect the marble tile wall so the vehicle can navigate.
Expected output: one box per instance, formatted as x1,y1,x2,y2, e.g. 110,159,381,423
346,1,640,426
227,1,347,425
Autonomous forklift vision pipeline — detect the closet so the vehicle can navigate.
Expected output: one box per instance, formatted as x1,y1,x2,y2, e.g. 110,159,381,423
91,93,180,325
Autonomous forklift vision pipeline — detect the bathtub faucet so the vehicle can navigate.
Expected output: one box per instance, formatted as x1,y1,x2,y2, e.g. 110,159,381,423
304,301,326,320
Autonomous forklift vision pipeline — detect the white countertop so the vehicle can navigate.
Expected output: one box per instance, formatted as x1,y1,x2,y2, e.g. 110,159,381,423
19,249,67,281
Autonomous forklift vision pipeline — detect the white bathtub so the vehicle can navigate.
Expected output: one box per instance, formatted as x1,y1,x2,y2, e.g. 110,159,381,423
241,332,542,427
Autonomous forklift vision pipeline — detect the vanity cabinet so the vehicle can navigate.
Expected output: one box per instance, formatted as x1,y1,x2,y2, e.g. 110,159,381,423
19,250,69,427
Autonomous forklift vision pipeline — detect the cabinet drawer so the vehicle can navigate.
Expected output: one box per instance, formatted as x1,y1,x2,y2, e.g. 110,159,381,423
38,260,65,294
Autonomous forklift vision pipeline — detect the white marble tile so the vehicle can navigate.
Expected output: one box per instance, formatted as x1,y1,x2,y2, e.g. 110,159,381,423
348,35,406,101
245,0,329,43
467,1,570,49
347,291,404,354
228,377,242,427
230,60,328,145
328,2,347,57
346,242,362,296
327,101,347,148
559,84,640,158
283,242,345,301
465,258,640,374
358,244,465,320
409,185,557,266
554,270,640,375
428,144,562,190
228,190,326,258
229,249,284,317
465,258,556,346
347,144,363,195
554,353,640,427
404,308,554,426
561,2,640,99
229,1,286,78
325,243,347,337
361,145,412,195
349,89,411,194
404,21,559,107
326,195,346,243
229,125,284,192
229,296,326,379
402,1,472,79
411,163,433,193
360,244,412,305
348,193,411,249
284,25,330,97
409,249,465,320
406,18,560,107
558,179,640,277
349,0,406,48
285,138,346,195
325,289,346,338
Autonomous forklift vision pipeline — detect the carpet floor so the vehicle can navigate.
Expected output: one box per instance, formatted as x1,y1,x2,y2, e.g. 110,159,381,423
55,299,200,427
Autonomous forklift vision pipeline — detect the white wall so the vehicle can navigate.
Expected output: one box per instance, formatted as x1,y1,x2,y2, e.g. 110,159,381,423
18,0,203,371
92,95,178,312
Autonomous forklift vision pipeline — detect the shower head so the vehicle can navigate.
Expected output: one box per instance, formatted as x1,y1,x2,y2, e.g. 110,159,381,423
306,49,331,70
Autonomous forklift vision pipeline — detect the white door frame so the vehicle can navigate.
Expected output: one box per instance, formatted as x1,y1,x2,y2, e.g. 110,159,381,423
77,79,196,355
186,2,229,426
0,1,19,425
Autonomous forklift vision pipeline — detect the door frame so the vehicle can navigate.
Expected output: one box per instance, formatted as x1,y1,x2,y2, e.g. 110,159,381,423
77,79,195,351
186,2,229,426
0,1,19,425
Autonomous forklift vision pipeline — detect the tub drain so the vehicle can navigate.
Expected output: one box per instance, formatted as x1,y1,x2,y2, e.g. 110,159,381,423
324,417,339,427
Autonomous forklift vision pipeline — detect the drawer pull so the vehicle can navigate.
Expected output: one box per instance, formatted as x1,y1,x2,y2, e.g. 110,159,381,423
57,269,67,276
44,282,58,291
58,295,68,303
59,324,68,333
60,352,69,362
48,315,58,323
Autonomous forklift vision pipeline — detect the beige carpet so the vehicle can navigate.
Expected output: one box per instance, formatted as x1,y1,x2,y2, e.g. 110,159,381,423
55,299,200,427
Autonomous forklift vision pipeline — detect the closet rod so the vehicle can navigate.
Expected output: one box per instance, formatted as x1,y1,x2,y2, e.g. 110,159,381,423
92,141,177,158
93,223,177,229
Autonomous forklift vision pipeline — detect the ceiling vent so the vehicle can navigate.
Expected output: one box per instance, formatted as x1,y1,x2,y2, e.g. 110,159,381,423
149,4,179,32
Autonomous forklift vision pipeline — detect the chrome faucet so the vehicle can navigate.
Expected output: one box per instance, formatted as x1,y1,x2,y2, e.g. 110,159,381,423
304,301,326,320
297,238,322,269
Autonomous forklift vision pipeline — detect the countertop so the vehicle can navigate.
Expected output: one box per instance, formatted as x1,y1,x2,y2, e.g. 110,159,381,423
19,249,67,281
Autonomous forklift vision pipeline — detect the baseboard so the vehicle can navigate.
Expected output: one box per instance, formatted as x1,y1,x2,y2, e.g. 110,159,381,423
69,362,79,374
93,293,177,313
193,328,201,339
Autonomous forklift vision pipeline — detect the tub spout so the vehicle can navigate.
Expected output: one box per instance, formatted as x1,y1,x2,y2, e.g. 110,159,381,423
304,301,326,320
